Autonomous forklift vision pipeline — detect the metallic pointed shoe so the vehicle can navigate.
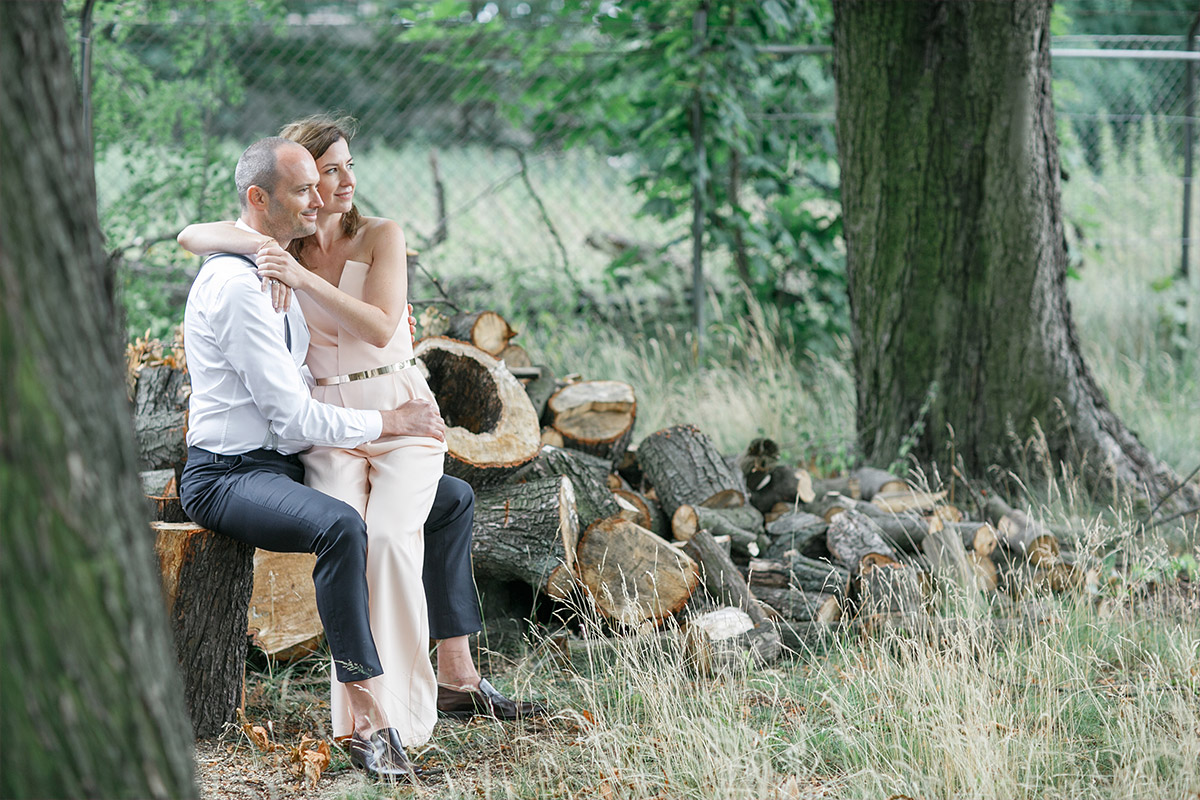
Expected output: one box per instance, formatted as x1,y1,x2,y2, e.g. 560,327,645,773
436,678,547,720
346,727,414,780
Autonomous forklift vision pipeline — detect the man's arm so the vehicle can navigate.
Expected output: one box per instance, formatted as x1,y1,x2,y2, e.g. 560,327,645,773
211,273,384,447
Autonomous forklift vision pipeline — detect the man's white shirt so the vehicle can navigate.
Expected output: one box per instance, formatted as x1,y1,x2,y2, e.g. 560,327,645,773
183,224,382,455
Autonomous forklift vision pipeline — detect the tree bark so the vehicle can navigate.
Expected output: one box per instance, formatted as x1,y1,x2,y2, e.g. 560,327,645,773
153,523,254,738
131,364,190,472
472,476,581,599
637,424,747,518
833,0,1198,512
0,3,197,796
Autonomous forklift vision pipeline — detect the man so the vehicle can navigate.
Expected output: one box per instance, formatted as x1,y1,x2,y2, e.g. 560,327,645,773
179,138,531,781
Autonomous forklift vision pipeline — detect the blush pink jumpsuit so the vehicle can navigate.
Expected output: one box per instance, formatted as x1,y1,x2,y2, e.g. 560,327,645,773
298,260,446,746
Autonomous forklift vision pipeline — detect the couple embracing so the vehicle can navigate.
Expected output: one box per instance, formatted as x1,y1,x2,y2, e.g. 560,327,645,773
177,115,539,781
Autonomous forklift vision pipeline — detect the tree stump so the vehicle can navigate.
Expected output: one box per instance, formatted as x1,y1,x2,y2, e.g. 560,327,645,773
637,425,746,518
576,517,700,626
153,522,254,738
445,310,516,355
546,380,637,466
131,364,189,471
472,476,580,599
415,337,541,488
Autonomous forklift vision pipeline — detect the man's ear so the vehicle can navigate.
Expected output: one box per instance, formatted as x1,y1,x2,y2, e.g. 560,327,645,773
246,185,269,211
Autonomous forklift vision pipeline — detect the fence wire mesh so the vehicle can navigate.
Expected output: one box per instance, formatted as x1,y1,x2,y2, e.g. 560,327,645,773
78,7,1197,332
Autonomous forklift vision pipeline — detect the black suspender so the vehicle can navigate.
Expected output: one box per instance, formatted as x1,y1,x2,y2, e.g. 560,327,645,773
203,253,292,351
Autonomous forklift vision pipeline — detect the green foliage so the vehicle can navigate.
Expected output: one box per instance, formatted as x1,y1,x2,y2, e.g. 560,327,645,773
66,1,284,255
404,0,847,348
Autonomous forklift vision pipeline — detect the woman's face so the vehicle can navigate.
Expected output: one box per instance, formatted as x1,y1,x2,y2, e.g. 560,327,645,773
314,136,355,214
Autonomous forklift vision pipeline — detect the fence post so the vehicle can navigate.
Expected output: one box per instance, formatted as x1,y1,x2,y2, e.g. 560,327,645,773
1183,14,1198,284
690,3,708,360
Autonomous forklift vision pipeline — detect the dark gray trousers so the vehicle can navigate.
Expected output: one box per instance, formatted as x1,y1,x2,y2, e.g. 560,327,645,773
422,475,482,640
180,446,382,683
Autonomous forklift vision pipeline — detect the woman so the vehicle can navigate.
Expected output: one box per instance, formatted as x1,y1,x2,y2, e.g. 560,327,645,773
178,116,444,750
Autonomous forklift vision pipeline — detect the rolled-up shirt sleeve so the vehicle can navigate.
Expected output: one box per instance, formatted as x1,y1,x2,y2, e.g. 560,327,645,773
212,274,382,447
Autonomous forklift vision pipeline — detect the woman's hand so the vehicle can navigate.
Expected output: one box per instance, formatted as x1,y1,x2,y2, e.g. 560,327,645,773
255,242,309,312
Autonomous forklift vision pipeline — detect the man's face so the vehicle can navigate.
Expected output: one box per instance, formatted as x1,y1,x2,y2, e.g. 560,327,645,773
256,146,323,243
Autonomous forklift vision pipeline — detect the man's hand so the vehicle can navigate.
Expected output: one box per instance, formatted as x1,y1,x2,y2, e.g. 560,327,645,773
256,243,311,313
380,399,445,441
408,303,417,341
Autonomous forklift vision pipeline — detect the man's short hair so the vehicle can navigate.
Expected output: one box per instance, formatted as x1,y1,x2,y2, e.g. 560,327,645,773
234,137,295,210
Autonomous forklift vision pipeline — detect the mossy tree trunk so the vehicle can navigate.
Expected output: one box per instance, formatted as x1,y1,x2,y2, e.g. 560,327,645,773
0,3,198,798
833,0,1197,511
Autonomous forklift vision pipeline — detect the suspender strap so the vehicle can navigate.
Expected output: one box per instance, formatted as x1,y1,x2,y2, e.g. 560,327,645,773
204,252,292,350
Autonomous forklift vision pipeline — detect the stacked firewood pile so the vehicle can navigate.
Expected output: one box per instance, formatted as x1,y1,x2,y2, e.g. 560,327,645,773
131,310,1087,693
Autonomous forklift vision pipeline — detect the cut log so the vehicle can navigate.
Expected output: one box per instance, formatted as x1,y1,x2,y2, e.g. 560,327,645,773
541,427,565,447
811,468,905,502
445,310,516,355
967,552,1000,592
984,496,1060,567
153,522,254,738
746,555,849,597
856,562,925,622
637,425,746,518
746,464,800,513
762,511,828,559
522,364,559,423
576,517,700,626
132,363,190,471
546,380,637,466
752,585,841,623
671,504,766,557
682,529,781,663
871,489,947,515
472,476,580,599
853,467,908,501
825,509,898,574
415,337,541,488
613,488,652,528
523,445,619,531
496,343,532,369
805,494,931,553
247,551,321,660
615,444,643,490
921,520,974,592
683,607,762,675
945,521,998,557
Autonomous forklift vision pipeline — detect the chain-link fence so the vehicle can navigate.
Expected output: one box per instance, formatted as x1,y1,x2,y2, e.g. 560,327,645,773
79,7,1197,335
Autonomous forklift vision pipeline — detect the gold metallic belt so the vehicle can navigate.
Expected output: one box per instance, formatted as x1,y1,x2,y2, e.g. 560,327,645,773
314,358,416,386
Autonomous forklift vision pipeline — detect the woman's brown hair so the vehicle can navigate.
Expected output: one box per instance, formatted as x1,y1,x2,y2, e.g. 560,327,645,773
279,114,363,260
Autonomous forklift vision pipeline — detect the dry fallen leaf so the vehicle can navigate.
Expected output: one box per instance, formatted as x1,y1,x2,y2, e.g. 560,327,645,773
287,734,331,788
236,708,274,753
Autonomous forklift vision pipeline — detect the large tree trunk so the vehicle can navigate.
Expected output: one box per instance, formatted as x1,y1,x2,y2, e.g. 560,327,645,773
0,3,197,797
833,0,1197,512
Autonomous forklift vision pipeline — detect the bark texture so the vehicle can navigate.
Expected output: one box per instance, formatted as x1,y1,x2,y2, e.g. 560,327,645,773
153,523,254,738
472,476,580,599
833,0,1197,511
0,4,197,796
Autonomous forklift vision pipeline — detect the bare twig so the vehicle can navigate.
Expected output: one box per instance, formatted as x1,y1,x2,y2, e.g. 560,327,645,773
412,260,461,313
1144,504,1200,532
1143,462,1200,524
